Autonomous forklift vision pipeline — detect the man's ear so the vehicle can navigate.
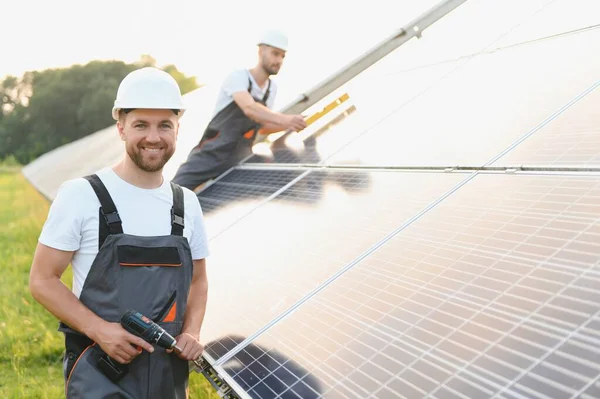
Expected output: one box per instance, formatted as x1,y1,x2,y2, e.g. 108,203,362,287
117,121,126,141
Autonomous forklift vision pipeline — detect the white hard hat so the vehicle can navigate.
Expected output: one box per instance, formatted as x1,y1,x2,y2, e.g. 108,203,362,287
112,67,186,120
257,29,288,52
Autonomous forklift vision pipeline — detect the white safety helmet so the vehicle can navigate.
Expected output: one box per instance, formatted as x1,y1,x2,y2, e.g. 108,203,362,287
112,67,186,120
257,29,288,52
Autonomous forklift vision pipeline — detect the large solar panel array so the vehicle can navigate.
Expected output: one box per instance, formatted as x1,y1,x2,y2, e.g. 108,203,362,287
220,173,600,398
195,0,600,397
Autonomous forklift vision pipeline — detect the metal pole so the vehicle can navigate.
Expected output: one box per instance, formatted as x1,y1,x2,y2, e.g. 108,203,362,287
276,0,468,116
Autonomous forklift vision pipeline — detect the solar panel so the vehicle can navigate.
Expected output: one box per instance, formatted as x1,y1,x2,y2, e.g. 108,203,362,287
241,1,600,170
200,170,468,360
190,3,600,398
581,380,600,399
217,173,600,398
198,169,304,238
492,84,600,167
240,0,550,167
324,27,600,168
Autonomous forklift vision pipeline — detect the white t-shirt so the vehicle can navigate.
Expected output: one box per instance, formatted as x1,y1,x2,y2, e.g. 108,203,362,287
38,167,210,298
212,68,278,117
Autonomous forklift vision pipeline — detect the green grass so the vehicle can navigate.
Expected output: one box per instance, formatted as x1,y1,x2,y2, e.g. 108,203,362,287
0,170,219,398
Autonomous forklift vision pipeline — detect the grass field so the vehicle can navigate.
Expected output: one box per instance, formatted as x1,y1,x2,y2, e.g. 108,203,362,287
0,169,219,398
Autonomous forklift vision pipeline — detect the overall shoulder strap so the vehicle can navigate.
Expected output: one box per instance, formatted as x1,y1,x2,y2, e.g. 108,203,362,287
170,182,185,236
84,174,123,249
263,79,271,103
247,77,252,93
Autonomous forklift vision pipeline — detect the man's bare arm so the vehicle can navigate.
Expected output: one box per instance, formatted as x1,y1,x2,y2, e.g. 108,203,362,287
258,122,287,135
29,243,153,363
173,258,208,361
29,243,102,336
232,91,306,132
181,258,208,339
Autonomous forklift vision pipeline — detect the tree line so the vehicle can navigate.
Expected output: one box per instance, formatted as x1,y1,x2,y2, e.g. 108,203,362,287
0,55,199,164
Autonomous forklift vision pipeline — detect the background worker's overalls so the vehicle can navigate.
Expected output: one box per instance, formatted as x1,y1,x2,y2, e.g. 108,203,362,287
60,175,193,399
172,78,271,190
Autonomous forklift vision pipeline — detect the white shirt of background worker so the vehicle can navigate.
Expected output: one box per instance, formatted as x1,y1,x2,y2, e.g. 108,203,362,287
212,68,278,118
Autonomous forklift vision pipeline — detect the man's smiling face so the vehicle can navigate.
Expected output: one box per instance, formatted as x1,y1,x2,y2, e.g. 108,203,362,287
118,109,179,172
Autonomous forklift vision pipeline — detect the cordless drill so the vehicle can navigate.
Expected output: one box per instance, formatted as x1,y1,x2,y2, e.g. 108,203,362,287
97,309,203,382
120,309,203,369
120,309,182,352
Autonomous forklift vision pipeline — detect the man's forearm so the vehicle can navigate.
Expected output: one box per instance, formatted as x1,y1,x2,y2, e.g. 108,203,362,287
30,277,105,340
181,275,208,339
245,102,286,125
258,122,287,135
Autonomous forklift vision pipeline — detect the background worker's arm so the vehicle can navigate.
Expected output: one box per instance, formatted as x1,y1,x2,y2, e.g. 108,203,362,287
257,122,289,135
173,258,208,361
233,91,306,132
29,243,154,363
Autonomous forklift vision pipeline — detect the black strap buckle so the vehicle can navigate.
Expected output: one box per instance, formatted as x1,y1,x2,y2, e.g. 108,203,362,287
171,208,184,228
101,210,121,225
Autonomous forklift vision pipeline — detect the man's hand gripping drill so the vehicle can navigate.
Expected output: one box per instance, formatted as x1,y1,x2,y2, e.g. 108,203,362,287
120,309,204,370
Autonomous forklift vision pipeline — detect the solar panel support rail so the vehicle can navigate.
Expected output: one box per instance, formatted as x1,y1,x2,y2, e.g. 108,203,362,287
191,356,247,399
235,164,600,173
271,0,468,117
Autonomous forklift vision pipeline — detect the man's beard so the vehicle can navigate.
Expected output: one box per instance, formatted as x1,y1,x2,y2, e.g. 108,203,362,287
265,66,279,75
127,145,173,172
262,61,280,76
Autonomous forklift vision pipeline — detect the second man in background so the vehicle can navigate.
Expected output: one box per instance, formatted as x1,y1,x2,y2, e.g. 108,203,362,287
172,29,307,191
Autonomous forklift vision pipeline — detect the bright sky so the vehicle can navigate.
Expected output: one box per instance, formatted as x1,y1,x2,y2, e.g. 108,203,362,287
2,0,439,105
6,0,592,110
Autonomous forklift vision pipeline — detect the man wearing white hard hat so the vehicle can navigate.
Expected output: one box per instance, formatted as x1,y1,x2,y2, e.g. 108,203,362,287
172,29,307,191
29,67,209,398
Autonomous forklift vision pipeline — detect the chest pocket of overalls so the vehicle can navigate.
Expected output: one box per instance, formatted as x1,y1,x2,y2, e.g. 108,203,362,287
117,244,182,324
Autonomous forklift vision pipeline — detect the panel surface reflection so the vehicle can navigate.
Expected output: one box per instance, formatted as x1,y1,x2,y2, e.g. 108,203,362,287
492,0,600,49
326,28,600,167
493,86,600,167
224,173,600,398
245,60,460,166
200,170,467,360
198,169,303,238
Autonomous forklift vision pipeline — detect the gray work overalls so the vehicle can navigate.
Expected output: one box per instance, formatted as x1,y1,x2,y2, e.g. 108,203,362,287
172,77,271,190
60,174,193,398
